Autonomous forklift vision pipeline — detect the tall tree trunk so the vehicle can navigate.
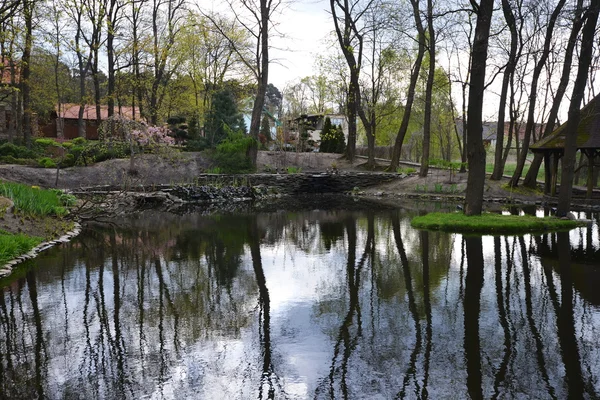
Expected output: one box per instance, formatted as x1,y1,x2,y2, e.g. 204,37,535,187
247,0,270,168
509,0,567,187
21,0,33,147
464,0,494,216
107,22,115,118
557,0,600,216
420,0,435,178
523,0,585,188
389,0,425,170
330,0,366,164
491,0,518,180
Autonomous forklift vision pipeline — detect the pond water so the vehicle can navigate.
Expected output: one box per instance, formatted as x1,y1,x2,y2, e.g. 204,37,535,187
1,202,600,399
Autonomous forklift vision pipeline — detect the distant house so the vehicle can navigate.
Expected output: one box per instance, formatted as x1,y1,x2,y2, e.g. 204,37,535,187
454,119,498,147
41,104,142,140
454,118,546,147
291,113,349,146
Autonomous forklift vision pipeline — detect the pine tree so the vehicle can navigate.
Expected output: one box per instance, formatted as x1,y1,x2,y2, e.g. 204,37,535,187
204,89,245,146
260,115,272,142
334,125,346,154
320,117,334,153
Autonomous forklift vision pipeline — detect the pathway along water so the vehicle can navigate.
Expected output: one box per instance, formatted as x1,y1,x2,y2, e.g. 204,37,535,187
0,204,599,399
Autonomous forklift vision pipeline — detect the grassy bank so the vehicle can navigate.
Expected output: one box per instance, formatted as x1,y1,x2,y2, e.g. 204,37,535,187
0,182,76,267
0,231,43,265
411,212,585,234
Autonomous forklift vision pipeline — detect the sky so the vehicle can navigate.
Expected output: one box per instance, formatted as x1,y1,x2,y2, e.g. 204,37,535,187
205,0,333,91
268,0,333,90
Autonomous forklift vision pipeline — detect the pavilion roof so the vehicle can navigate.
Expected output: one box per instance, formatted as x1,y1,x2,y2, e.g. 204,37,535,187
530,94,600,152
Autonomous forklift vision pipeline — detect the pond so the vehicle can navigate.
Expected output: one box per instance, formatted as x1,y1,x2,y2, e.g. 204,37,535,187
1,201,599,399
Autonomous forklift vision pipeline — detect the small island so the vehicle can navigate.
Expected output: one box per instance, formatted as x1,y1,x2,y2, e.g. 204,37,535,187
411,211,587,234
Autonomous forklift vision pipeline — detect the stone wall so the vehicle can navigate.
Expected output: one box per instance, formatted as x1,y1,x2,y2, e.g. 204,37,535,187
75,172,402,197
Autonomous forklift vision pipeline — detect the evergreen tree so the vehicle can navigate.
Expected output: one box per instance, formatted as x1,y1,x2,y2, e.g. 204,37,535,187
320,117,345,154
204,88,245,146
334,125,346,154
260,115,272,143
320,117,334,152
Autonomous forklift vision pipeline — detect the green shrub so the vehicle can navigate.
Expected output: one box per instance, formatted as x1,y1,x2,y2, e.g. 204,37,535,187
286,166,302,174
60,153,76,167
35,138,60,148
50,189,77,207
185,138,210,152
39,157,57,168
81,141,130,163
70,137,87,145
0,155,38,166
212,128,256,174
0,143,37,159
206,167,223,174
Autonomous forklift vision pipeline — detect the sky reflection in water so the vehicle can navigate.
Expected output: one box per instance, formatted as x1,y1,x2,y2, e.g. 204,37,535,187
0,207,599,399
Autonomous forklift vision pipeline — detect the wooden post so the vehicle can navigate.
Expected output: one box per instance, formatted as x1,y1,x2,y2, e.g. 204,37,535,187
544,152,551,194
551,152,560,196
585,150,593,199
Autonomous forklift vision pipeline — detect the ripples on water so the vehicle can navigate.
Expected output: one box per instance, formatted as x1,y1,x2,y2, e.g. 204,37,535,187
0,205,599,399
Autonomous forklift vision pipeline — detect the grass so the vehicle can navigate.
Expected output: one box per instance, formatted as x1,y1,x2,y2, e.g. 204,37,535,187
0,181,69,216
411,212,585,234
0,232,43,265
485,162,545,180
397,167,416,174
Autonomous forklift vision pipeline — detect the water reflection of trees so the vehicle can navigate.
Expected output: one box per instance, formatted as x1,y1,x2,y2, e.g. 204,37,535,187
1,210,600,398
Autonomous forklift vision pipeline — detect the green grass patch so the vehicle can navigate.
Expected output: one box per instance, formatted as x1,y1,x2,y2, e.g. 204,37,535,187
0,233,43,265
411,212,585,234
485,162,545,180
0,182,69,216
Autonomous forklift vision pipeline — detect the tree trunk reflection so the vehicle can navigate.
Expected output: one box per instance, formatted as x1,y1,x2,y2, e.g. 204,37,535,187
464,236,483,399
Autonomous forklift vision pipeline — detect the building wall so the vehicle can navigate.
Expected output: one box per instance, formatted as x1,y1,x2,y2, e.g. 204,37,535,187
40,118,100,140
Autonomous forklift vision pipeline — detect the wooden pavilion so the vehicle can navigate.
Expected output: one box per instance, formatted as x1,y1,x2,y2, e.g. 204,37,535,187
530,95,600,198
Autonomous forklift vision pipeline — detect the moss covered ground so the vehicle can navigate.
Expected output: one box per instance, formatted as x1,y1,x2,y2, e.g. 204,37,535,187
411,212,585,234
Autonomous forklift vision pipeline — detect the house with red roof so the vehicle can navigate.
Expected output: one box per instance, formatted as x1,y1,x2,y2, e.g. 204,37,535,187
40,103,142,140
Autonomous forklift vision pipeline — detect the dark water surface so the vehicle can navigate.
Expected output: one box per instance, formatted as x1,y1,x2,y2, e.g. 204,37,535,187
1,205,600,399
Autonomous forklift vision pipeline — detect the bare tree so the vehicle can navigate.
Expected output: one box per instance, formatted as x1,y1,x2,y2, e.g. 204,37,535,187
419,0,435,177
509,0,567,188
148,0,186,125
490,0,519,180
204,0,282,167
330,0,375,162
523,0,585,188
388,0,426,170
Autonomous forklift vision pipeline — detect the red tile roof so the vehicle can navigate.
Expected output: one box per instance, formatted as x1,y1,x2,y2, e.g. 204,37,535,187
57,103,141,121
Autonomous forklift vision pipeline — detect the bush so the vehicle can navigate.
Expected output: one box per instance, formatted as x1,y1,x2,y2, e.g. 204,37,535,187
82,141,130,163
185,137,210,152
39,157,57,168
0,143,37,159
35,138,60,148
212,128,256,174
0,155,38,166
60,153,76,167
